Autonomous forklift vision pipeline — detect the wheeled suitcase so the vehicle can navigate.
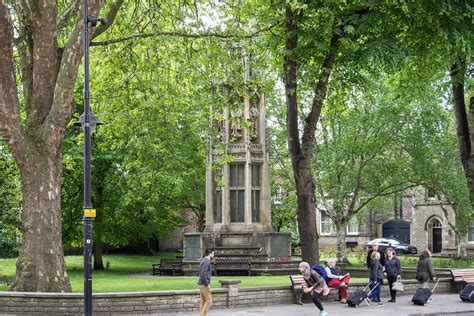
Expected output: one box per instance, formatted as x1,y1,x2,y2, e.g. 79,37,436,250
460,284,474,303
412,288,432,305
347,282,379,307
412,279,439,306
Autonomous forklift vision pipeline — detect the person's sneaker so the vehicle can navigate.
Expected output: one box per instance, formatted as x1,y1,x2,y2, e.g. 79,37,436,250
388,299,395,303
377,301,384,306
340,299,347,304
320,310,328,316
427,297,433,304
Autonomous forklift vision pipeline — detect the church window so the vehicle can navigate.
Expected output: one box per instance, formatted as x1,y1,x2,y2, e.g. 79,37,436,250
229,164,245,222
468,220,474,243
251,164,261,222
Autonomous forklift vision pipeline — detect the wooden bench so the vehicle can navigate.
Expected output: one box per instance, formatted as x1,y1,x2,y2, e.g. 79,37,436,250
214,258,252,276
451,269,474,287
151,258,183,276
290,275,338,305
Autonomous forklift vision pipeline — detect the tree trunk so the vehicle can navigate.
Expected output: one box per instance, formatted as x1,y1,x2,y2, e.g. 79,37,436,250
11,148,72,292
468,96,474,206
451,59,470,172
457,233,467,258
93,238,104,270
197,207,206,232
284,6,320,265
335,221,348,263
294,167,319,265
283,4,343,265
451,61,474,208
0,0,108,292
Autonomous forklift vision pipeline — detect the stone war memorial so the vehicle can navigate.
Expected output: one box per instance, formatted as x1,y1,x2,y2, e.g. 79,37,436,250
182,89,293,275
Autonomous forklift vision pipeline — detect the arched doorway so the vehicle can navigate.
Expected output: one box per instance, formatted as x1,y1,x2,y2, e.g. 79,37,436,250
427,217,443,253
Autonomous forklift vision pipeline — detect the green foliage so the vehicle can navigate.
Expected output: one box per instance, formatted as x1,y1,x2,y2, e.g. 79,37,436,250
1,0,472,266
0,142,21,258
396,82,472,239
61,1,226,249
313,78,412,218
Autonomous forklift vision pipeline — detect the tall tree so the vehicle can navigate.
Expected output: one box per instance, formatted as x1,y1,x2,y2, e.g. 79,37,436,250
281,1,387,264
313,82,415,262
0,0,117,292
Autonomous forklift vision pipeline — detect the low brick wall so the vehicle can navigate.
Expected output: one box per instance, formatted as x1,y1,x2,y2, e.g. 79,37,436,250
0,278,456,315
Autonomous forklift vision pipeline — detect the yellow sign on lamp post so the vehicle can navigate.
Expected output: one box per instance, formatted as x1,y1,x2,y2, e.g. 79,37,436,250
84,209,96,218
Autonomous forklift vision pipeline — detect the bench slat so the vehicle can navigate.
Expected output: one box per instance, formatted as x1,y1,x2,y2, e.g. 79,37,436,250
450,269,474,284
289,275,338,291
151,259,183,276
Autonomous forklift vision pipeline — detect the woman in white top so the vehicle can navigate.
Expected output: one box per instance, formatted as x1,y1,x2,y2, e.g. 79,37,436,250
324,258,351,304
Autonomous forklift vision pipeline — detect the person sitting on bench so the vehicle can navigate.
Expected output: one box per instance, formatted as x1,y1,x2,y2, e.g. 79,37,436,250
416,249,437,283
325,258,351,304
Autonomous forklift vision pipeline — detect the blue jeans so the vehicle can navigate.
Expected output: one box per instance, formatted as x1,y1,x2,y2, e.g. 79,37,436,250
370,279,382,302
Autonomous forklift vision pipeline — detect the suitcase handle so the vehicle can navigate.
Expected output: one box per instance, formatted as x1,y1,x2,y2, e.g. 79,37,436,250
431,279,440,293
367,282,380,295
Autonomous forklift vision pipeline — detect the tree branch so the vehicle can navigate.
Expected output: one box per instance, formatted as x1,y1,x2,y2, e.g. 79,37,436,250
92,0,124,40
300,30,340,162
0,0,27,162
354,181,417,214
46,0,103,138
57,0,80,30
12,0,34,122
284,6,302,168
90,24,277,46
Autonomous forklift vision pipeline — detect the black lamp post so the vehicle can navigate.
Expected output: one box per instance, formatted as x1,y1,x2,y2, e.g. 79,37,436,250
75,1,106,315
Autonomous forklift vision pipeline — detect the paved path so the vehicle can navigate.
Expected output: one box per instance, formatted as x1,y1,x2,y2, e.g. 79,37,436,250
155,294,474,316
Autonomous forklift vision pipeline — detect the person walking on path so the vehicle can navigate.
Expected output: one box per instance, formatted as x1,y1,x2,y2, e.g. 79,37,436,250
198,248,215,316
416,249,437,282
367,241,385,300
384,247,401,303
324,258,351,304
299,262,330,316
369,251,384,306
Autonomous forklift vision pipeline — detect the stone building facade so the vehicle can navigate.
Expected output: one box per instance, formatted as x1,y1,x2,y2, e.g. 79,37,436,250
317,188,474,255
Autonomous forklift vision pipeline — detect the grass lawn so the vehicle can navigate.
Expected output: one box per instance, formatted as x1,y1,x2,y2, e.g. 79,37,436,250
0,254,367,293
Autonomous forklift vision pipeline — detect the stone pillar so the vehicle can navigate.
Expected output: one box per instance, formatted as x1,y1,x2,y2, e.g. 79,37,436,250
259,94,272,230
244,96,252,226
376,223,382,238
205,143,214,230
219,280,241,308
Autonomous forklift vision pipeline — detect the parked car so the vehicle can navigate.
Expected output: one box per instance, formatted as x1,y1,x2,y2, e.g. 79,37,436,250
363,238,417,255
